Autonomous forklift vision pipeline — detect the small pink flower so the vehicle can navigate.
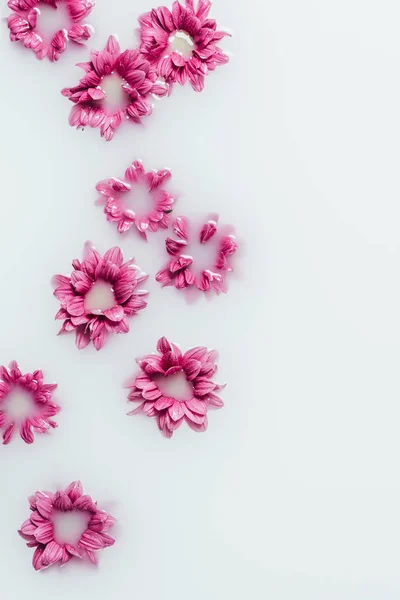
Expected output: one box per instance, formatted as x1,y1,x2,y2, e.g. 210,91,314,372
138,0,230,92
96,160,175,239
156,216,238,294
127,337,225,438
19,481,116,570
7,0,95,62
0,361,60,445
62,35,168,141
53,242,149,351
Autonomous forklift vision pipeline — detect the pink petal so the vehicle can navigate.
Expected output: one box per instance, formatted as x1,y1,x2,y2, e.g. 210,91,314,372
35,522,54,545
3,422,15,445
183,359,202,381
42,540,63,567
103,305,124,322
53,491,73,511
32,546,45,571
65,480,83,502
20,421,34,444
168,401,185,421
185,398,208,415
154,396,175,410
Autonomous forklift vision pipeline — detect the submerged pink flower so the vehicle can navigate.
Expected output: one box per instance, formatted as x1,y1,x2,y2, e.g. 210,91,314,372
53,243,149,350
62,35,168,141
138,0,230,92
156,216,238,294
7,0,94,62
127,337,225,438
96,160,175,239
0,361,60,445
19,481,116,570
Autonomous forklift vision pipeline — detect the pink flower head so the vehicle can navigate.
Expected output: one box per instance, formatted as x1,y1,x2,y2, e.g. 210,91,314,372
156,216,238,294
53,242,149,350
7,0,95,62
62,35,168,141
127,337,225,438
19,481,116,570
138,0,230,92
0,361,60,445
96,160,175,239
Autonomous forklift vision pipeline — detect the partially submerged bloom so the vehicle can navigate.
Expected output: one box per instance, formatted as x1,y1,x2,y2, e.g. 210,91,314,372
53,242,149,350
127,337,225,438
62,35,168,140
96,160,175,239
138,0,230,92
19,481,116,570
7,0,94,62
0,361,60,445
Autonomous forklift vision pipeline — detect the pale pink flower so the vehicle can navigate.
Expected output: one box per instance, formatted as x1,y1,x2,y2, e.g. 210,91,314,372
7,0,94,62
19,481,116,570
127,337,225,438
53,243,149,350
138,0,230,92
62,35,168,141
156,216,238,293
0,361,60,445
96,160,175,239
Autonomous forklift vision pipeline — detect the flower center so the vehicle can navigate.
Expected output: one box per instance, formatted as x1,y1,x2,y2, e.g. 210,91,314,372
168,30,195,59
101,74,129,114
84,280,116,314
36,3,68,39
4,387,35,422
52,509,91,546
154,371,193,402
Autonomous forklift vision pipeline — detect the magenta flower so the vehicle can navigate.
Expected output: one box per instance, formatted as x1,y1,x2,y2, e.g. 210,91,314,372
156,216,238,294
96,160,175,239
53,243,149,351
7,0,94,62
138,0,230,92
62,35,168,141
127,337,225,438
0,361,60,445
19,481,116,570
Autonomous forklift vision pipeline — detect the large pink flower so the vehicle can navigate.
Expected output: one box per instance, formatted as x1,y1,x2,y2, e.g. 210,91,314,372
127,337,225,438
19,481,116,570
0,361,60,445
62,35,168,141
156,216,238,293
7,0,94,62
138,0,230,92
53,243,149,350
96,160,175,239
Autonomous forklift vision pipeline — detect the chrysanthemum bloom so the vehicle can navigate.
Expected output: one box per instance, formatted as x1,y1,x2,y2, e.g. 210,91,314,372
7,0,94,62
96,160,175,239
127,337,225,438
53,243,149,350
0,361,60,445
62,35,168,141
138,0,230,92
156,216,238,294
19,481,116,570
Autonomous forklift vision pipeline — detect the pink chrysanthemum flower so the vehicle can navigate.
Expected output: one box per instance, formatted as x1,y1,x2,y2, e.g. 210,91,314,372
7,0,94,62
53,243,149,350
156,216,238,293
0,361,60,445
19,481,116,570
96,160,175,239
127,337,225,438
62,35,168,141
138,0,230,92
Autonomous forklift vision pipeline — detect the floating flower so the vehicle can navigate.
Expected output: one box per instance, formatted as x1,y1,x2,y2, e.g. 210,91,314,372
138,0,230,92
0,361,60,445
19,481,116,570
96,160,175,239
127,337,225,438
53,243,149,350
7,0,95,62
156,216,238,294
62,35,168,140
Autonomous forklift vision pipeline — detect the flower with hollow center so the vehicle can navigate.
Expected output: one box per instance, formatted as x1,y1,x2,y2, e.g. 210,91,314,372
53,242,149,350
6,0,94,62
96,160,175,238
18,481,116,571
127,337,225,438
138,0,230,92
0,361,60,445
